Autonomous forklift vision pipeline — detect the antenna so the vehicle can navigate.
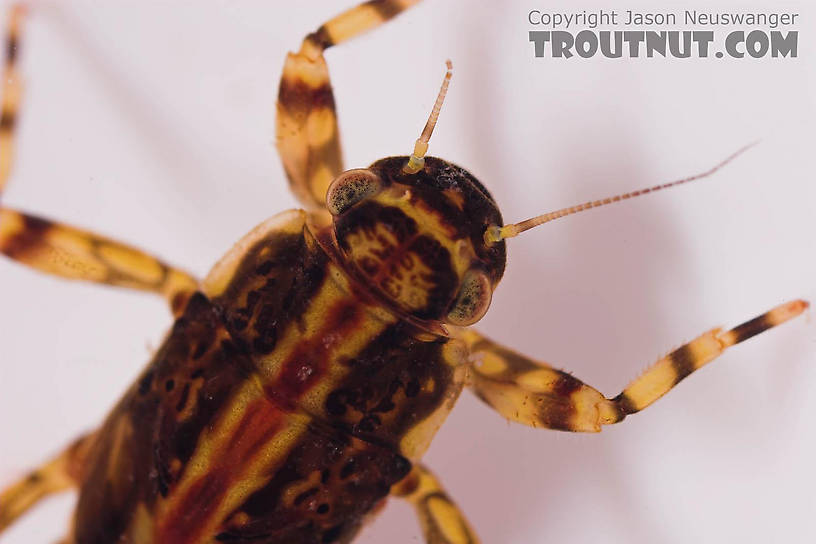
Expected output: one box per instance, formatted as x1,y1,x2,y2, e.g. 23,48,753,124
403,60,453,174
485,142,758,244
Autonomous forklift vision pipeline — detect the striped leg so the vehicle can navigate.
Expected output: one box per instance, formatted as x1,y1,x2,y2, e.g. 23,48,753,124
0,432,96,534
277,0,421,210
0,5,197,315
0,3,23,192
392,464,480,544
458,300,808,432
0,210,199,314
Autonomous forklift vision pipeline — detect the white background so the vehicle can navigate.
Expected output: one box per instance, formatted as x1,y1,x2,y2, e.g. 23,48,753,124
1,1,815,543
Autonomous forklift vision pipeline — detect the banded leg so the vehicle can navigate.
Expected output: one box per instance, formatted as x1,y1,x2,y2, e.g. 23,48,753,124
0,432,96,533
277,0,421,210
0,6,197,315
0,3,23,192
391,464,480,544
0,210,199,314
458,300,808,432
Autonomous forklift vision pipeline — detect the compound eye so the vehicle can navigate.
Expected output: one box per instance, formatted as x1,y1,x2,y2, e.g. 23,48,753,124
326,169,382,216
446,269,492,326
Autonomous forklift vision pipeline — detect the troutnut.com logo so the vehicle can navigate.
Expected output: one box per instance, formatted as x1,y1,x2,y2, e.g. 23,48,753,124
528,10,799,59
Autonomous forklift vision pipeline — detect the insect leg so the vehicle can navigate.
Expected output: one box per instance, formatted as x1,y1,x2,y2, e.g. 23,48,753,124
391,463,480,544
277,0,421,211
458,300,808,432
0,432,96,534
0,3,22,194
0,209,199,314
0,5,197,316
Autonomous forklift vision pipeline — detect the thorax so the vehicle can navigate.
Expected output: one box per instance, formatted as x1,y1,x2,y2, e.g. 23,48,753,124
203,209,468,459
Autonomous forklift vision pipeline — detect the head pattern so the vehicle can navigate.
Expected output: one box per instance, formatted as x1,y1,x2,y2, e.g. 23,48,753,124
327,156,506,327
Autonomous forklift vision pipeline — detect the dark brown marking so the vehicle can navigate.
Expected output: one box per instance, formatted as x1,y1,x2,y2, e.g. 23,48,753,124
537,400,574,431
551,373,584,398
0,108,15,132
138,370,153,396
0,213,50,257
255,260,274,276
613,392,638,416
367,0,406,20
278,79,335,117
170,290,190,316
175,382,191,412
154,443,171,498
392,471,419,497
192,338,211,360
5,33,17,65
325,391,347,416
340,458,358,480
306,27,334,50
321,524,343,543
252,325,278,354
355,415,380,433
230,315,249,333
668,344,696,383
728,313,774,345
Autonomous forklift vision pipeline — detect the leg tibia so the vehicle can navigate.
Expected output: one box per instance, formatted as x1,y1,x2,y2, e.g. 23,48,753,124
615,300,808,416
304,0,422,52
460,300,808,432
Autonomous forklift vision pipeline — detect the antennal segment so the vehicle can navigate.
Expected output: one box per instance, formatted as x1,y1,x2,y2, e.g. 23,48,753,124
485,142,758,244
403,59,453,174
